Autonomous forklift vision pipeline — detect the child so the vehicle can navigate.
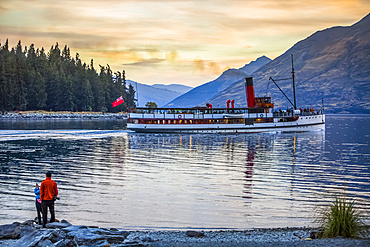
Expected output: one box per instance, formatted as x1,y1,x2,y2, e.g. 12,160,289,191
34,183,42,225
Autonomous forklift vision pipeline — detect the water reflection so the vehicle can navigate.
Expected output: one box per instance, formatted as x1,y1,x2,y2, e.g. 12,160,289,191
124,131,328,228
0,115,369,229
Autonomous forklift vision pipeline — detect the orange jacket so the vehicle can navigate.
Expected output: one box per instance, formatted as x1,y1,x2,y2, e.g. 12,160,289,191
40,177,58,201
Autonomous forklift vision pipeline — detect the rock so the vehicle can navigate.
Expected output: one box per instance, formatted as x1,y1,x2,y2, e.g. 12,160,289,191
141,236,155,242
310,230,323,239
0,222,21,239
54,238,76,247
121,240,145,246
37,239,54,247
49,230,66,243
46,222,72,229
0,221,35,240
66,227,105,245
89,227,129,244
10,222,129,246
22,220,35,226
105,235,128,244
186,230,205,238
15,230,52,247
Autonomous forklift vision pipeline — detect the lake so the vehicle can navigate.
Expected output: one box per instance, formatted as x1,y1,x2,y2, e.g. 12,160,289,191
0,115,369,230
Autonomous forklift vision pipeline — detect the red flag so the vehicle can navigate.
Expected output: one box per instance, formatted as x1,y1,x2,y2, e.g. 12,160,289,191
112,96,124,107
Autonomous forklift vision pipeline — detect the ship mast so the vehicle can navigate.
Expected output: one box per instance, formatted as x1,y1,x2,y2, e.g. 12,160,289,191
269,54,298,110
291,54,297,110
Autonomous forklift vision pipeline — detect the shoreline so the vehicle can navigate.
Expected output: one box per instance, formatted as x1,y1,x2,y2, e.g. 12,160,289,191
0,220,368,247
0,111,127,120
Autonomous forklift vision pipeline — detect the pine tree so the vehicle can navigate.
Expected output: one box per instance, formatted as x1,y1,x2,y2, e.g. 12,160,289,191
0,39,131,113
0,40,11,112
35,47,48,109
127,84,136,110
14,40,27,110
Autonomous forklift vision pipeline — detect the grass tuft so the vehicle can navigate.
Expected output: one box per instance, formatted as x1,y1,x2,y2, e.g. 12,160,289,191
317,197,368,238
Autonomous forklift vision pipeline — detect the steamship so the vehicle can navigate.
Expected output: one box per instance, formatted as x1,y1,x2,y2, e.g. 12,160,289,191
127,56,325,133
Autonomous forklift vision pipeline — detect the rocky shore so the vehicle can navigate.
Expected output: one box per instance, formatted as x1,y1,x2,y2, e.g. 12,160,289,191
0,220,369,247
0,111,127,119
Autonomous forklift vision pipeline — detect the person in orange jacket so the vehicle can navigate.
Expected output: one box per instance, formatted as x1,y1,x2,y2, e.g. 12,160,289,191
40,171,58,228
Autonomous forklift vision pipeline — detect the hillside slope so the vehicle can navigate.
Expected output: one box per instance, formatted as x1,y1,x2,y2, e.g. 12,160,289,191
126,80,188,107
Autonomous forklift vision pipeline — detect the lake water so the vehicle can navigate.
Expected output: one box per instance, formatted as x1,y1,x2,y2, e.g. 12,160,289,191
0,115,369,230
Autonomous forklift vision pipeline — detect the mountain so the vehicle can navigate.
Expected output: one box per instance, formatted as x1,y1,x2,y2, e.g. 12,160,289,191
151,84,193,94
209,14,370,113
126,80,191,107
239,55,272,74
164,56,271,107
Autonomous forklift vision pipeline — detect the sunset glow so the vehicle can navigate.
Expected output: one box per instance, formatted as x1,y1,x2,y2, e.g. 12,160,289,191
1,0,369,86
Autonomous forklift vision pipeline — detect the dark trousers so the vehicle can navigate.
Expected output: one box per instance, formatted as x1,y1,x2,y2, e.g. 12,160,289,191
41,200,55,227
35,200,42,225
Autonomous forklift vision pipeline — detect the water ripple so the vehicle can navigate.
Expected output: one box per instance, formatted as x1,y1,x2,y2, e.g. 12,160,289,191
0,116,369,229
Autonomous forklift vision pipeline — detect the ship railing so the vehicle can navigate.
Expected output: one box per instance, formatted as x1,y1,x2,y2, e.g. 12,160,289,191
300,110,323,116
273,109,323,118
130,108,254,115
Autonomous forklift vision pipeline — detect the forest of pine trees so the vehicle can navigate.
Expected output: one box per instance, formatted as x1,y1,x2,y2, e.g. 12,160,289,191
0,39,136,113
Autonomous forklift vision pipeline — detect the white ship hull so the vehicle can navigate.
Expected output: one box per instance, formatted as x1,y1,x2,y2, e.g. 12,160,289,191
127,114,325,134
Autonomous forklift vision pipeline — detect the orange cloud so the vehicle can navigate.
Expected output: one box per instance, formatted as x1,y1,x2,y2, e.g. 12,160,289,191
1,0,368,86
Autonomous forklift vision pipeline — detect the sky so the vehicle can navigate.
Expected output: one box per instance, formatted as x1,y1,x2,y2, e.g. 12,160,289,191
0,0,369,87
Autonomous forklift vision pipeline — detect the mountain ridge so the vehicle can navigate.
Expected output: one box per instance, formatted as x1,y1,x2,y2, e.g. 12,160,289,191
208,13,370,113
126,80,189,107
151,84,193,94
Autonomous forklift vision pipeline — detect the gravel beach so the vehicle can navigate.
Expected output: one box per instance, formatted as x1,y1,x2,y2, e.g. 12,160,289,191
124,229,370,247
0,222,369,247
0,111,127,119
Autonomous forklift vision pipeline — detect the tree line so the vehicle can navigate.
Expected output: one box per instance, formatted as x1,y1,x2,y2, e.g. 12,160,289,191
0,39,136,113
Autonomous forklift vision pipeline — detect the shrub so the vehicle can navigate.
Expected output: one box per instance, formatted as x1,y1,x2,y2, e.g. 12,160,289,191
317,197,368,238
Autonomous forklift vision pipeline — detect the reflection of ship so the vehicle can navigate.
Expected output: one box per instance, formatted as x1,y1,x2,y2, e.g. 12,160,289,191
127,56,325,133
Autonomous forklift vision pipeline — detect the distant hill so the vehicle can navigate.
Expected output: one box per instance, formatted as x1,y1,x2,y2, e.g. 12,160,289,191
164,56,271,108
126,80,191,107
209,13,370,113
151,84,192,94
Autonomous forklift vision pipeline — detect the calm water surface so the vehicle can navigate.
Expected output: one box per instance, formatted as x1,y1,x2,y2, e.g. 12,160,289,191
0,115,369,230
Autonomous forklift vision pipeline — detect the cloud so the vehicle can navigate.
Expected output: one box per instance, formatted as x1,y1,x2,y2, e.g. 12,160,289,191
208,61,223,75
193,59,205,71
166,51,179,63
123,58,165,67
1,0,369,86
192,59,227,75
0,3,7,14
